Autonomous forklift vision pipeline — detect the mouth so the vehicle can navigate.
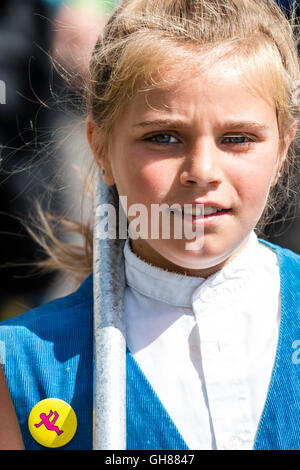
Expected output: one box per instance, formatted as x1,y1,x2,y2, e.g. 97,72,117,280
170,204,231,219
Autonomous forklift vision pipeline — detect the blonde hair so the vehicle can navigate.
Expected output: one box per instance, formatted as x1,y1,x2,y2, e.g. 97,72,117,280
38,0,300,285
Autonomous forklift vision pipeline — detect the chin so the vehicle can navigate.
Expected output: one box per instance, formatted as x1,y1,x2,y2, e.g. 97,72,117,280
156,240,231,271
169,252,228,271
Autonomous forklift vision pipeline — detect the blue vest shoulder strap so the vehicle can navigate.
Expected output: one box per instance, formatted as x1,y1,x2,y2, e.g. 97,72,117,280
254,239,300,449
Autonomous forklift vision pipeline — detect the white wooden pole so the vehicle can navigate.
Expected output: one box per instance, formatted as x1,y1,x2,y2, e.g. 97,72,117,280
93,0,125,450
93,174,126,450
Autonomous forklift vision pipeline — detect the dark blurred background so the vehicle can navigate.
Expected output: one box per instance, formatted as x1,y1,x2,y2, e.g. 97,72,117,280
264,0,300,253
0,0,113,319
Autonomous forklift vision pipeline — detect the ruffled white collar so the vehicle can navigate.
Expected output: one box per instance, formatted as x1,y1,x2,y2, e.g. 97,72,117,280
123,231,264,308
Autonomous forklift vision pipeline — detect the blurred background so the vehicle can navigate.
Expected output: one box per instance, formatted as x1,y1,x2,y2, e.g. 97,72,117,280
0,0,115,320
0,0,299,321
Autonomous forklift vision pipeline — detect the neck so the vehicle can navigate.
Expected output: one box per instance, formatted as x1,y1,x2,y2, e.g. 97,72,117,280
130,237,250,279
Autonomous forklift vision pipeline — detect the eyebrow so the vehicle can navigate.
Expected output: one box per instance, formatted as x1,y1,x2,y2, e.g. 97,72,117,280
133,119,270,133
220,120,270,133
133,119,189,129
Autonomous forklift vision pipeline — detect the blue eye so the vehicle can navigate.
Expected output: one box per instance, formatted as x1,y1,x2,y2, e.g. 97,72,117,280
145,133,255,147
222,135,253,145
147,134,179,144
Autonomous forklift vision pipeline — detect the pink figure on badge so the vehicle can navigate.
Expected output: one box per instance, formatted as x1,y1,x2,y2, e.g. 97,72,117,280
34,410,64,436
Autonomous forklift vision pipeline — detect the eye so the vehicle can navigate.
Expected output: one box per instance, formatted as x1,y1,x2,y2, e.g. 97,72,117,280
146,133,180,144
222,135,255,145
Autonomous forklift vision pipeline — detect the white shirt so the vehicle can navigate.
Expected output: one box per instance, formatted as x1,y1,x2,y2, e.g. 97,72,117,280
124,231,281,450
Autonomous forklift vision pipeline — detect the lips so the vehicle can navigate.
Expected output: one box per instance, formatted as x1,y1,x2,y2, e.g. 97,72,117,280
170,202,230,217
182,205,224,216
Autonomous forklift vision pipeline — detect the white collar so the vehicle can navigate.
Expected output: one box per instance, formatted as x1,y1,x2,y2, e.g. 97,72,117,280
124,231,261,308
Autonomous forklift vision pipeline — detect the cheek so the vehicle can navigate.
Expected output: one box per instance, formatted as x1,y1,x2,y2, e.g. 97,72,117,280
140,167,172,198
231,155,276,209
123,159,175,204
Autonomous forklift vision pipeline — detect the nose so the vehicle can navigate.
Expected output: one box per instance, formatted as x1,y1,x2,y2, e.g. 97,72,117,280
179,139,222,188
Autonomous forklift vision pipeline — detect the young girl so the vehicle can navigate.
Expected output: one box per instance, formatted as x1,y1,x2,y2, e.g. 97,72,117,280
0,0,299,450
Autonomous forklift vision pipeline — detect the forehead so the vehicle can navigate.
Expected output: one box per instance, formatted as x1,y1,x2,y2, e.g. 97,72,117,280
123,58,276,124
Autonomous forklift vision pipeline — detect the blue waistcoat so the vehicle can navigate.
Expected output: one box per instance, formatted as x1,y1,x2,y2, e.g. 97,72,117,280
0,239,299,450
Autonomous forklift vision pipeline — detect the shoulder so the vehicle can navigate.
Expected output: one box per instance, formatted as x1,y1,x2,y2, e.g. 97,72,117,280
258,238,300,266
0,274,93,333
259,238,300,283
0,274,94,361
0,274,94,450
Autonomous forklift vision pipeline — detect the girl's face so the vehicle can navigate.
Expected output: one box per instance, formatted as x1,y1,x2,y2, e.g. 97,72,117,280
89,59,296,277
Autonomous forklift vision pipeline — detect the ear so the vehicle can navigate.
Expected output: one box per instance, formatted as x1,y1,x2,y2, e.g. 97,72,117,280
271,120,298,186
86,116,115,185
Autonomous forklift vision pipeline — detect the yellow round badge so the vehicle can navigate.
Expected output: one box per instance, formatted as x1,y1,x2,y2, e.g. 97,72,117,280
28,398,77,448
